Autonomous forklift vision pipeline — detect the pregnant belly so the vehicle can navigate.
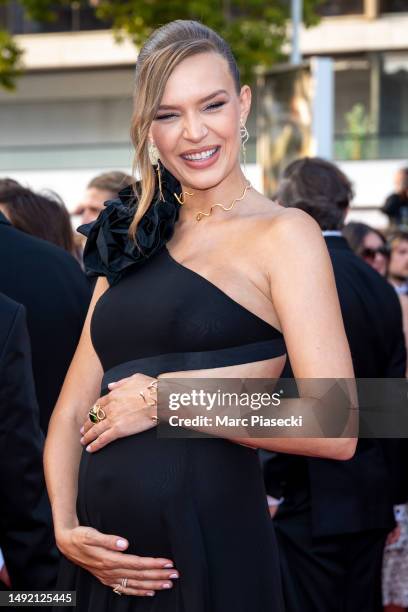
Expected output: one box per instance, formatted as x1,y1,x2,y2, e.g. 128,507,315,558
77,428,270,558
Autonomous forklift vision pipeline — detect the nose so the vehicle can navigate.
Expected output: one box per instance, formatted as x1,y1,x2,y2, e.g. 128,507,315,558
182,111,208,142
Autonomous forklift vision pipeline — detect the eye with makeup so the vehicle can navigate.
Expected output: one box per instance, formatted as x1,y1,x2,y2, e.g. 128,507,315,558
154,100,226,121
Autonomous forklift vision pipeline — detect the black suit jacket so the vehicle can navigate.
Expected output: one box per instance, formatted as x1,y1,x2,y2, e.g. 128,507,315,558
0,293,59,588
0,212,91,431
263,235,407,536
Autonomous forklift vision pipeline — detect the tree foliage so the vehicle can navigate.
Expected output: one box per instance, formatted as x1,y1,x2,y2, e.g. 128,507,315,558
0,0,323,89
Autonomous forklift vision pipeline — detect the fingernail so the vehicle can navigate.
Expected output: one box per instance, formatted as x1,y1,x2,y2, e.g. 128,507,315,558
169,573,179,579
163,563,173,568
146,592,155,597
108,382,116,388
86,444,92,452
116,539,127,549
162,583,172,589
80,437,85,444
80,426,84,434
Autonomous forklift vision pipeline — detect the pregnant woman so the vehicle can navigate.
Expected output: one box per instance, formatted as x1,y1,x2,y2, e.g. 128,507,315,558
44,19,356,611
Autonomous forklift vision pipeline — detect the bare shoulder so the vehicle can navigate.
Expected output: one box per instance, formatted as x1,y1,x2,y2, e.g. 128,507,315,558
264,205,321,240
250,199,325,262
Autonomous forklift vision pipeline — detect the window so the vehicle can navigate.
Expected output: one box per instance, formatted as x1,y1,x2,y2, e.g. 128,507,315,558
334,52,408,160
317,0,364,16
381,0,408,12
2,0,111,34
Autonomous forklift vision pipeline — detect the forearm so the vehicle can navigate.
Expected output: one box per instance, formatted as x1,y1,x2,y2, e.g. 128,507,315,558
44,277,107,536
44,407,83,536
232,436,356,460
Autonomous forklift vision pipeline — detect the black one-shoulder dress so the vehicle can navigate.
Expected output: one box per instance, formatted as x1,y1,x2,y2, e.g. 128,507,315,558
56,181,287,612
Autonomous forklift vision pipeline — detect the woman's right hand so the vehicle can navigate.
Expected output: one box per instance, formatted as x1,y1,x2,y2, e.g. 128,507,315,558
56,526,179,597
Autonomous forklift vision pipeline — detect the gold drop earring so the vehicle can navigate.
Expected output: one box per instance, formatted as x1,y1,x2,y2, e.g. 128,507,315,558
240,118,249,171
148,142,164,202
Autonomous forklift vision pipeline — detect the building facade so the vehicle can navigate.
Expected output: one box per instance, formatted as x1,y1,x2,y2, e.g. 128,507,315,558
0,0,407,225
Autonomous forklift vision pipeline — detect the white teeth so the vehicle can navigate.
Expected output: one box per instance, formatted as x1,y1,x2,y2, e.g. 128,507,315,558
182,147,217,161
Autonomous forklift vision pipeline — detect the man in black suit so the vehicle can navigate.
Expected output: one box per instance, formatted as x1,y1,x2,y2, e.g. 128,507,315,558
0,293,59,589
263,158,407,612
0,207,91,431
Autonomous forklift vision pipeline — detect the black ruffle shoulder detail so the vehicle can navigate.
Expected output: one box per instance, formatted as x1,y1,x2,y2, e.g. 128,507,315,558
77,165,181,286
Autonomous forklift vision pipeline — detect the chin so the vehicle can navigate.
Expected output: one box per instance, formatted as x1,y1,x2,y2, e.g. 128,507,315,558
176,164,233,192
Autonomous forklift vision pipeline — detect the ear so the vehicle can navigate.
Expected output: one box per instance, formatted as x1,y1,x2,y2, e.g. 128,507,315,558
342,206,350,223
239,85,252,125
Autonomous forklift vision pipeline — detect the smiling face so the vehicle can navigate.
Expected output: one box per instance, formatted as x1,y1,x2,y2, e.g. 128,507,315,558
149,51,251,191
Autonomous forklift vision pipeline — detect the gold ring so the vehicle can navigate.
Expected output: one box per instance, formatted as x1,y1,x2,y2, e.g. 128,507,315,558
113,585,122,595
88,403,106,424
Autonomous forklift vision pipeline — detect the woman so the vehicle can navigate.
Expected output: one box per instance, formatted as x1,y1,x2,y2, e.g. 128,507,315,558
44,20,356,611
342,221,389,277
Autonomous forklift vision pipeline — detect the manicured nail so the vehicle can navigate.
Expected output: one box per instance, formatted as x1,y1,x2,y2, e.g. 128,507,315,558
169,573,179,579
163,563,173,568
162,583,172,589
116,539,127,549
86,444,92,452
146,592,155,597
80,426,84,434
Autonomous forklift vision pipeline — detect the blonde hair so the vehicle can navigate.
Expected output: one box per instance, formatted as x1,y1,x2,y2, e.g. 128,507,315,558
129,19,241,241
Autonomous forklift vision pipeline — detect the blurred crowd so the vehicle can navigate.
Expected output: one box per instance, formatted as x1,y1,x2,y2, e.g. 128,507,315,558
1,160,408,611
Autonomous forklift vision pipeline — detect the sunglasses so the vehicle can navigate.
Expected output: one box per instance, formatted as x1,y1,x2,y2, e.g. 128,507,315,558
360,246,390,260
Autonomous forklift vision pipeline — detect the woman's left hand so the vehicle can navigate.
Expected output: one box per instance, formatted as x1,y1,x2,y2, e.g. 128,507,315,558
80,373,158,453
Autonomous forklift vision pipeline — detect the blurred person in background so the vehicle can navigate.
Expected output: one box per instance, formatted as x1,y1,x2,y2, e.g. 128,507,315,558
382,168,408,229
343,222,389,277
72,171,134,225
381,233,408,612
343,224,408,610
262,157,407,612
387,233,408,378
0,195,91,432
0,180,80,261
0,293,58,591
388,232,408,296
344,224,408,378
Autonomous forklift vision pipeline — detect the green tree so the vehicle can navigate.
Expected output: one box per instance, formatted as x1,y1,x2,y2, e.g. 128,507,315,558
0,0,323,90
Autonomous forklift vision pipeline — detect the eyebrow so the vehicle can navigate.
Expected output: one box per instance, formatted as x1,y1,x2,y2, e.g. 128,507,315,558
157,89,229,111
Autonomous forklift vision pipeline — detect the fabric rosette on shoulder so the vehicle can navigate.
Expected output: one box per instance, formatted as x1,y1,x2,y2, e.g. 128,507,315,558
78,164,181,286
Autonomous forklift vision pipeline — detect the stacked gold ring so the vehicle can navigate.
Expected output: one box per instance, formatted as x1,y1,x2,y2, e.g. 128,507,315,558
88,403,106,424
112,577,128,595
